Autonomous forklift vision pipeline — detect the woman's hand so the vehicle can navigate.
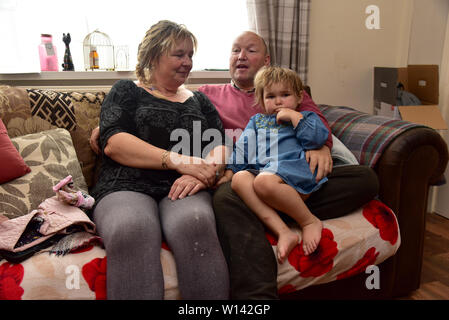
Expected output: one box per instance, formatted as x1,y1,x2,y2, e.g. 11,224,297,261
168,174,206,200
305,145,333,181
169,153,218,187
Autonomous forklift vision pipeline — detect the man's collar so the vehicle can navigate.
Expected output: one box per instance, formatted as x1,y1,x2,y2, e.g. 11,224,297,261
231,80,255,93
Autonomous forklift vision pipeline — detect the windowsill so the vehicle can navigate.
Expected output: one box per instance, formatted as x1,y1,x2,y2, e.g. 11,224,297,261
0,70,231,89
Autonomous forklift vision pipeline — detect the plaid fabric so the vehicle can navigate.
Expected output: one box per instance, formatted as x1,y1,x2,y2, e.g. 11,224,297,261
247,0,310,83
318,105,425,168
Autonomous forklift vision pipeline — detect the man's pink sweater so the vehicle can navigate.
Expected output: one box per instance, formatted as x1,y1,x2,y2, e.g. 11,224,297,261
198,83,333,149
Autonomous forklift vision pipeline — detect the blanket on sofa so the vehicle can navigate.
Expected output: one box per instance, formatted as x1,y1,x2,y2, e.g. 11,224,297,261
319,105,423,168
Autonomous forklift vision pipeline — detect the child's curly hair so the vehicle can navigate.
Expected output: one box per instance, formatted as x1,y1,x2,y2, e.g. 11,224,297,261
254,66,304,110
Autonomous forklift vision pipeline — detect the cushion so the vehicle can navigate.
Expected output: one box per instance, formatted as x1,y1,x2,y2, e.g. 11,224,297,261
331,134,359,167
0,119,31,184
0,199,400,300
0,86,105,189
0,128,87,219
276,199,400,294
26,89,105,189
0,86,33,132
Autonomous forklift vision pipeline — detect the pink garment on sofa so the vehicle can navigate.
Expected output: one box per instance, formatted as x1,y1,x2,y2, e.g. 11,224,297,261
0,196,96,252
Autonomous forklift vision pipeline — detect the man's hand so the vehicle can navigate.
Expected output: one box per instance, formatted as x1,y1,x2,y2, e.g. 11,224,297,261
89,126,101,155
305,145,333,181
213,169,234,189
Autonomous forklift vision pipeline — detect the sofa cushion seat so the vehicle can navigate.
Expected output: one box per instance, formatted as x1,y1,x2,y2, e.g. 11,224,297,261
0,198,400,299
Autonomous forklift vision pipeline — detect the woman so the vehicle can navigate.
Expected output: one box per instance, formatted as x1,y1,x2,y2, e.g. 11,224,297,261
90,20,229,300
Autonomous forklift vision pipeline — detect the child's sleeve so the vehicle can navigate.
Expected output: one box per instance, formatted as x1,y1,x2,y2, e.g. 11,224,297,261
300,92,333,149
294,111,329,150
226,116,257,173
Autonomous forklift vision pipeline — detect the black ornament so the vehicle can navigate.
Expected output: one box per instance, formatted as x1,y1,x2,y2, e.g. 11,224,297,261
62,33,74,71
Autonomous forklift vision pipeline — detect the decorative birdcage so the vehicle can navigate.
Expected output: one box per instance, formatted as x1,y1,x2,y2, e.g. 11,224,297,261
83,29,114,71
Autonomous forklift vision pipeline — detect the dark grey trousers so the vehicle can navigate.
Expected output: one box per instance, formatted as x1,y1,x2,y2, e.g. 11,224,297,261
93,190,229,300
212,165,379,299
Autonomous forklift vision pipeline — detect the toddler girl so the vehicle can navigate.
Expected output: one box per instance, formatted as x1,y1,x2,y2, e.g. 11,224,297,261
224,66,329,262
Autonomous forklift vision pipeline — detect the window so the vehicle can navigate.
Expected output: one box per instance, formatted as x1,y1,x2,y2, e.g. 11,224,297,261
0,0,249,73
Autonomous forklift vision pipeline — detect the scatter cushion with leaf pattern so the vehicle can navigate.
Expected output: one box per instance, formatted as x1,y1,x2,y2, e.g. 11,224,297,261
0,86,105,189
0,128,87,219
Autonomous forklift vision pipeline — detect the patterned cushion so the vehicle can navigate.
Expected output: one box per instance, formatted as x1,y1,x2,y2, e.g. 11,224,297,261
0,86,33,133
0,199,400,300
276,200,400,293
0,128,87,219
26,89,104,189
0,86,104,189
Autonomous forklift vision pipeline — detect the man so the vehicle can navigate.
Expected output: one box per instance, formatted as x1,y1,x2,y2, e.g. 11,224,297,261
198,31,378,299
90,31,378,299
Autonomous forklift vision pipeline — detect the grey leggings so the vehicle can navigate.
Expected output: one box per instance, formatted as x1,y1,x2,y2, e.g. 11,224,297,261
93,190,229,300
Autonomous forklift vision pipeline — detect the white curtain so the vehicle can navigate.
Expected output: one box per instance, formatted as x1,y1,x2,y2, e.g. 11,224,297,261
246,0,311,83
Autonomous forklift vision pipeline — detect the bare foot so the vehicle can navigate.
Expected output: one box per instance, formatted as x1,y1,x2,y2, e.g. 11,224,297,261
277,231,299,264
301,217,323,256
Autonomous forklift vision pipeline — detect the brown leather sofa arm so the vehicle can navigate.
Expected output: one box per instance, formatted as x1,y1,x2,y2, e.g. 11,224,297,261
375,127,448,296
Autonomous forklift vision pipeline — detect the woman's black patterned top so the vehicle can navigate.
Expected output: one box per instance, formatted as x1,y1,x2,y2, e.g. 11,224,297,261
90,79,225,204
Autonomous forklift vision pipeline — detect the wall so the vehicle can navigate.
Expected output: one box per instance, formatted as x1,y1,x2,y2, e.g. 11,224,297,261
434,7,449,219
408,0,449,65
307,0,449,217
405,0,449,218
308,0,449,114
308,0,413,114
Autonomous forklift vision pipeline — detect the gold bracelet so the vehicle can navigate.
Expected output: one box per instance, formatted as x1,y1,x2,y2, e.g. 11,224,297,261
161,150,170,169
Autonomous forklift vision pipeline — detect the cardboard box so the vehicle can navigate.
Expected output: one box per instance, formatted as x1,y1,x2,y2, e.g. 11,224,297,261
374,102,447,130
398,105,447,130
374,65,439,105
373,65,447,130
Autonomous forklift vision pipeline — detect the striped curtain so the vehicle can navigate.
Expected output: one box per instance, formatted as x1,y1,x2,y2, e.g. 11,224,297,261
246,0,311,83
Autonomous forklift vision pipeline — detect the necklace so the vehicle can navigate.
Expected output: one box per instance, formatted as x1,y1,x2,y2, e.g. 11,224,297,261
145,85,179,98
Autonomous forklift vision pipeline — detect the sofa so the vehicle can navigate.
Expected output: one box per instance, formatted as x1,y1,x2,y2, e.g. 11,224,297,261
0,84,447,300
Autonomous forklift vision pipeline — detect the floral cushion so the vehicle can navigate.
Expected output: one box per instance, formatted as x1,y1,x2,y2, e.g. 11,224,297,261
0,199,400,300
0,128,87,219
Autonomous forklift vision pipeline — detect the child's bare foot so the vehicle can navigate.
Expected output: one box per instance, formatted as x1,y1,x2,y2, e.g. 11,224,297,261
277,231,299,264
301,217,323,256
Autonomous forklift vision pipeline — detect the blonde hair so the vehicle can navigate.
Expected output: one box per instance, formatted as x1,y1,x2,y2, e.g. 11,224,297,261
135,20,198,87
254,66,304,110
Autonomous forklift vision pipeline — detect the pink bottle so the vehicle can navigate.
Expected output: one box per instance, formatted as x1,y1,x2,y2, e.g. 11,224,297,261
38,34,58,71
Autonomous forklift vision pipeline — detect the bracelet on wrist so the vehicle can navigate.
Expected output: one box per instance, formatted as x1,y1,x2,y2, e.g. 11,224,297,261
161,150,170,169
